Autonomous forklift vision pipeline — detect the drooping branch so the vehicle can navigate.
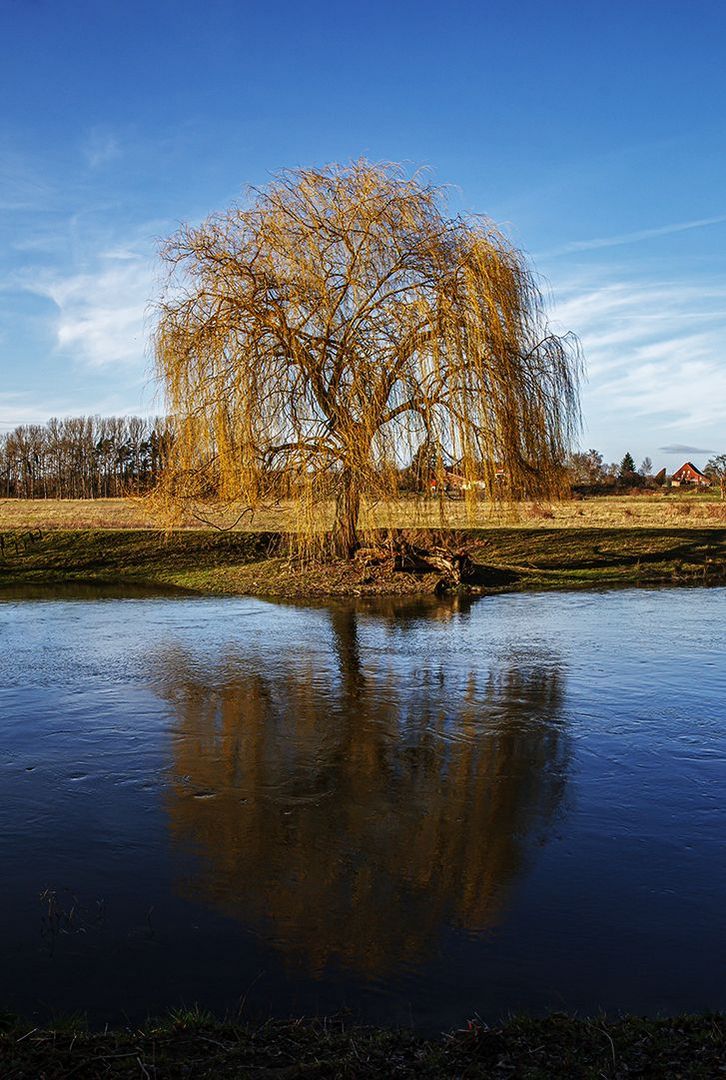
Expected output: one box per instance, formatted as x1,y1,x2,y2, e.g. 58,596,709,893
153,159,582,554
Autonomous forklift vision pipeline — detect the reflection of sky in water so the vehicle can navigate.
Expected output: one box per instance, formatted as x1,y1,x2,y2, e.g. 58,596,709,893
0,588,725,1029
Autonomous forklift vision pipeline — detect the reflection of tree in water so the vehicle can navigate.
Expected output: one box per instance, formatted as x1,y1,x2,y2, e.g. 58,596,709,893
155,602,569,976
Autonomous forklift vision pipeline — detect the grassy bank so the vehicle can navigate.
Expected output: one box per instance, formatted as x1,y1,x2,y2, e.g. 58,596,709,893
1,1011,724,1078
1,526,726,597
2,492,726,533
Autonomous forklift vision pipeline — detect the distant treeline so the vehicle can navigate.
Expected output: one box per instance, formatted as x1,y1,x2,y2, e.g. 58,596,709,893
0,416,173,499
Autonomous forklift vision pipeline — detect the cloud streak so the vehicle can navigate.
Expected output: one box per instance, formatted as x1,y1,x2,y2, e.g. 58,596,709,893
540,214,726,258
0,149,57,212
659,444,716,455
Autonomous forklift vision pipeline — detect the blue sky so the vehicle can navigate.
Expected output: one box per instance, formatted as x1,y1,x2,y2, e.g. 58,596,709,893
1,0,724,467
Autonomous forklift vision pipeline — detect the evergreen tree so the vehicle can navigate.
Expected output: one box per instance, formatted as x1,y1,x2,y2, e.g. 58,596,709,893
619,452,636,479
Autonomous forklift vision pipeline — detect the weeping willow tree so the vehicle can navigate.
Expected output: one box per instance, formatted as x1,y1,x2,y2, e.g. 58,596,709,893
154,160,581,555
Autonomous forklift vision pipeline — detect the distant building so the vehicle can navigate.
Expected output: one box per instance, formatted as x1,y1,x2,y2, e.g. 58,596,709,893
430,464,502,495
671,462,711,487
430,469,472,495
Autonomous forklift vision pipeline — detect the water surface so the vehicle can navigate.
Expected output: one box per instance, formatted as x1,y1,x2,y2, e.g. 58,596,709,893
1,587,724,1029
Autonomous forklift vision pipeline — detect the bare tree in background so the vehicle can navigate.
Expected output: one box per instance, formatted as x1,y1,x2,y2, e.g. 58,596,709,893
705,454,726,500
567,448,606,486
154,160,582,556
0,416,172,499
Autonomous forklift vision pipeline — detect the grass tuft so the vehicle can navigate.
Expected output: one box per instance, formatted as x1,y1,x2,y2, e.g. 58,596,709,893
0,1011,724,1078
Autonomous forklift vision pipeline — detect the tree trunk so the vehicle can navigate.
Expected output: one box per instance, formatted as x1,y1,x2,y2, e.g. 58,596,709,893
333,469,360,558
393,540,474,585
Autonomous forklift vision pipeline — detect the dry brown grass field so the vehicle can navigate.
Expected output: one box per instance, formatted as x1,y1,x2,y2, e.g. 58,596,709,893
1,492,725,532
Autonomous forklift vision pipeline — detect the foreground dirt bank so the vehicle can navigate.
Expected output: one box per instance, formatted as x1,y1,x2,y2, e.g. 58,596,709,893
1,1012,724,1078
1,527,726,597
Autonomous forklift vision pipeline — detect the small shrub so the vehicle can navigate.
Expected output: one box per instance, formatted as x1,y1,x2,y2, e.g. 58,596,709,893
527,502,555,520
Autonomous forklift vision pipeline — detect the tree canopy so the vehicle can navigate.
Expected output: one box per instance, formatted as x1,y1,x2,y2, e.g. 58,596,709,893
566,448,607,486
154,160,582,554
705,454,726,499
0,415,171,499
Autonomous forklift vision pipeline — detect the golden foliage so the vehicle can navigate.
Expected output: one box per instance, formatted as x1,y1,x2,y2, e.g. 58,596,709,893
153,160,582,552
155,604,568,974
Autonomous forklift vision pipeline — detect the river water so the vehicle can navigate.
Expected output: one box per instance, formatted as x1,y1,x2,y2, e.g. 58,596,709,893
1,587,724,1029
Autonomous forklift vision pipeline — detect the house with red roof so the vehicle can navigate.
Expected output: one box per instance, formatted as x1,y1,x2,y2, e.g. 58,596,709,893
671,462,711,487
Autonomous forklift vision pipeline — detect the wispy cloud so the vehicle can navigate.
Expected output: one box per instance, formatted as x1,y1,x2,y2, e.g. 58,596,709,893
0,393,48,428
0,387,153,428
0,149,56,211
539,215,726,259
24,247,155,368
83,129,122,169
548,271,726,456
